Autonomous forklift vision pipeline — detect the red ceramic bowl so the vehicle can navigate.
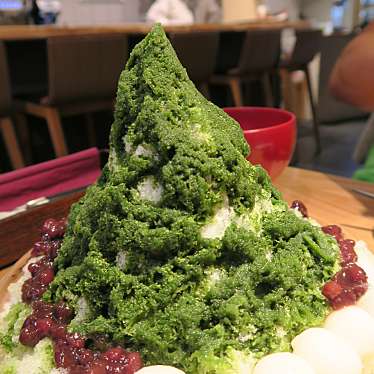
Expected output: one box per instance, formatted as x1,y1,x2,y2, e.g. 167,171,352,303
224,107,296,180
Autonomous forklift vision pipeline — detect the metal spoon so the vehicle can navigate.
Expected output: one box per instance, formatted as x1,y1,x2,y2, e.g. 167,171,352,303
351,188,374,200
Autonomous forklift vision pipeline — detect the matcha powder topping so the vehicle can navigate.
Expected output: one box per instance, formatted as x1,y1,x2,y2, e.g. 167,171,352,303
46,25,340,373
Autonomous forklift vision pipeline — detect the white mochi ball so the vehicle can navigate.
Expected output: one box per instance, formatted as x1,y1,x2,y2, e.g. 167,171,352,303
355,241,374,285
358,286,374,319
253,352,315,374
291,328,362,374
135,366,185,374
324,306,374,357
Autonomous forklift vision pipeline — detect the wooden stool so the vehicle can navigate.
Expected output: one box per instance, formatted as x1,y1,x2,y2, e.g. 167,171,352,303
169,31,219,99
0,42,24,170
279,29,323,153
0,117,24,169
16,33,128,158
211,30,281,107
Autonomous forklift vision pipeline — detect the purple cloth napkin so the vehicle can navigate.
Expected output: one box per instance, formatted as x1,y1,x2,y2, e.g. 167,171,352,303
0,148,101,211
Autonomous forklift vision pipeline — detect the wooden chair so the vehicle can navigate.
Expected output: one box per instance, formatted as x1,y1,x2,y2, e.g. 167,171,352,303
211,29,281,107
279,29,323,153
168,31,219,98
16,34,128,158
0,42,25,170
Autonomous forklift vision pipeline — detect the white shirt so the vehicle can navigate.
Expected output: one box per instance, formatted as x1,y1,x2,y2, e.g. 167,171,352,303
36,0,61,13
194,0,221,23
146,0,194,25
264,0,299,20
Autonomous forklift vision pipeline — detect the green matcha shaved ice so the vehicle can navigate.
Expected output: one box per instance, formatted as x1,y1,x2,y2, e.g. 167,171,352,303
44,24,340,373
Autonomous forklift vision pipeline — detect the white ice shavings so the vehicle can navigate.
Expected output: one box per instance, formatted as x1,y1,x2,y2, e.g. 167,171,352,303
233,192,275,237
72,297,91,324
137,176,164,203
290,207,319,227
208,269,222,284
116,251,127,271
238,324,257,343
124,138,133,154
134,145,153,157
124,135,159,159
191,123,213,144
203,268,225,292
265,251,273,261
108,148,120,173
201,194,235,239
201,189,279,240
111,139,159,174
0,256,40,320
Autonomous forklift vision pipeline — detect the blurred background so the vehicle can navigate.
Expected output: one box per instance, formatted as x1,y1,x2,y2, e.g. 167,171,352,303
0,0,373,180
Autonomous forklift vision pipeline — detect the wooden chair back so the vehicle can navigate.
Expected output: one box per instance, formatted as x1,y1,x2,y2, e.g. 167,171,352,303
235,30,281,75
46,33,128,105
288,29,322,68
0,42,12,117
168,31,219,84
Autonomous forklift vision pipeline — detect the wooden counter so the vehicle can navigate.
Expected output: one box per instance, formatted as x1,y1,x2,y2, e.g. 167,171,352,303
0,20,310,41
0,166,373,279
274,168,374,247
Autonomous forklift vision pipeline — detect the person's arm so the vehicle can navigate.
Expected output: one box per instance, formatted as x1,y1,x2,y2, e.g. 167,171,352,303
204,0,222,23
169,0,194,24
146,0,193,25
146,0,169,23
329,22,374,112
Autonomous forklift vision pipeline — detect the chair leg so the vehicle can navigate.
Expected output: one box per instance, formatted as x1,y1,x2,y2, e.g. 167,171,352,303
262,73,274,107
0,117,25,169
228,78,243,107
13,113,33,165
44,107,68,157
280,68,292,111
84,113,96,148
304,66,321,154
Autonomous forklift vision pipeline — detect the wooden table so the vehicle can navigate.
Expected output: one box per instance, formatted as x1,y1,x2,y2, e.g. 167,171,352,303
0,166,373,279
274,168,374,247
0,20,310,41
